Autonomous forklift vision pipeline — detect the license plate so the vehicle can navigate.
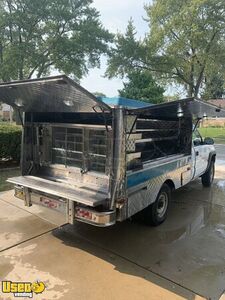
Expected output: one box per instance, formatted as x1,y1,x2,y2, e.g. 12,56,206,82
15,188,25,200
38,196,65,213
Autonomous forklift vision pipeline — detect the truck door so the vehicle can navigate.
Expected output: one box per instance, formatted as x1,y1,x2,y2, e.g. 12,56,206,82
192,129,209,178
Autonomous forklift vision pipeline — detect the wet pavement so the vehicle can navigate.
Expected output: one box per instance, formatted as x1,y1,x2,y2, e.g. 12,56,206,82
0,157,225,299
0,198,56,251
215,145,225,161
0,228,204,300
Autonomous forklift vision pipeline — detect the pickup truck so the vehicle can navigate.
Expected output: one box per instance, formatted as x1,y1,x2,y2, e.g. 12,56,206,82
0,76,223,227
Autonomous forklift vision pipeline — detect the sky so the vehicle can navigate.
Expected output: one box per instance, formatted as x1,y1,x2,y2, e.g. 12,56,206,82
80,0,149,97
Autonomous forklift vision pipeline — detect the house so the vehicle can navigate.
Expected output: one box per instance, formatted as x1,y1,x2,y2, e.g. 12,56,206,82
201,99,225,127
0,103,12,121
208,99,225,109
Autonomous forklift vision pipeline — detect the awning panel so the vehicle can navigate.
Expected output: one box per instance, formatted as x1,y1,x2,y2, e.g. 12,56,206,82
127,98,225,119
0,75,111,113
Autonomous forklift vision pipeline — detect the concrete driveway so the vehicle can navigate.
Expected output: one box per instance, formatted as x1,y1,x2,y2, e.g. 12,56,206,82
0,148,225,300
215,144,225,161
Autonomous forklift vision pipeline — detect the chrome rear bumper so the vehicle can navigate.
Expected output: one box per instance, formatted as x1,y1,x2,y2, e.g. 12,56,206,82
8,176,116,227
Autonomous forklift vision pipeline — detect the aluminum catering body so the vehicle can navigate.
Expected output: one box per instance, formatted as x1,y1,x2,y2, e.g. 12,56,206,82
1,75,224,226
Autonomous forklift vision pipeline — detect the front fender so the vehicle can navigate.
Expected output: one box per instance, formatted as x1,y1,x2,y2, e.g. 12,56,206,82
205,151,216,173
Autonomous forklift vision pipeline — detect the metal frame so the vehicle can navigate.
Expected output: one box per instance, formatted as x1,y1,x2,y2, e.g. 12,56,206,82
110,107,126,210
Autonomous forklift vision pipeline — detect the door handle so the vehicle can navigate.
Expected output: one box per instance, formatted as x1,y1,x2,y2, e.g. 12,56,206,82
196,151,199,156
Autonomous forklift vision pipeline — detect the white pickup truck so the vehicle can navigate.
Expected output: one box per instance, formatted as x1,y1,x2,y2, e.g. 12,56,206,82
0,76,223,227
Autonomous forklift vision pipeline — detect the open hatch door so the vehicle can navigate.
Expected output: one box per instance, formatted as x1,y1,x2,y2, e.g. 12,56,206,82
126,98,225,119
0,75,111,113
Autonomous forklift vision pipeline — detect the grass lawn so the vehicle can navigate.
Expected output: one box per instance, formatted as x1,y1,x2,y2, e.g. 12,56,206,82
199,127,225,144
0,168,21,192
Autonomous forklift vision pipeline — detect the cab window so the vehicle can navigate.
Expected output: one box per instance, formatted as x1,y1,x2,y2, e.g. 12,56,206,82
192,129,202,146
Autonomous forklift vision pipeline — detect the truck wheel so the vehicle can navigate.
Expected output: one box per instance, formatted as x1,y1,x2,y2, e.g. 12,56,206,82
143,183,171,226
201,161,215,187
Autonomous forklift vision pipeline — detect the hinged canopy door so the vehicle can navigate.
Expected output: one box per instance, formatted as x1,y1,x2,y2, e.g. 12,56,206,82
0,75,111,113
127,98,225,119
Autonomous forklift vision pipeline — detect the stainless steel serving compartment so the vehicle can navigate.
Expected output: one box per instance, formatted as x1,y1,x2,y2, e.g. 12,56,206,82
1,75,115,226
50,124,110,174
7,121,113,225
7,121,113,226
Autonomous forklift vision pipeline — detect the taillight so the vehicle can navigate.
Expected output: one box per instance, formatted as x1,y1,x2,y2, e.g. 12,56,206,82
75,208,93,220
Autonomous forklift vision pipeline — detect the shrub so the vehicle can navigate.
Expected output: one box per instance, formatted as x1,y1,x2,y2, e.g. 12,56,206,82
0,123,22,162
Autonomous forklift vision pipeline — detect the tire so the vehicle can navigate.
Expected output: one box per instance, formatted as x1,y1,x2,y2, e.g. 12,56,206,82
201,160,215,187
142,183,171,226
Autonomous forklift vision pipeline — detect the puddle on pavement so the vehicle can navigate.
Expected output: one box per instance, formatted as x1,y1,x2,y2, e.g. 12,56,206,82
216,160,225,167
217,180,225,190
0,243,70,300
0,200,55,251
215,224,225,238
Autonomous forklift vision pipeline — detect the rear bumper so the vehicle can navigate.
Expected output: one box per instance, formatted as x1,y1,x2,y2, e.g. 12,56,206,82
75,207,116,227
12,182,116,227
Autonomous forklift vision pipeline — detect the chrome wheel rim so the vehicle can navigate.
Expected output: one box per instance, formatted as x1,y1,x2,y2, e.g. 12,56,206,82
157,192,168,218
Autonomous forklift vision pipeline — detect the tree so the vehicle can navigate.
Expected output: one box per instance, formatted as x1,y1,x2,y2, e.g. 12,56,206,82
93,92,106,97
107,1,225,98
0,0,113,81
119,70,164,104
202,74,225,99
106,19,143,79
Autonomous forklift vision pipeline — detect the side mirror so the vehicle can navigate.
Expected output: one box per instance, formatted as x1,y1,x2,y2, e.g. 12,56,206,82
204,137,214,145
193,138,201,146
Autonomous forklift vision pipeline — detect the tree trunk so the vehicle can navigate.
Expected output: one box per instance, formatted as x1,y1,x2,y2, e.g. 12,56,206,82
188,61,195,97
0,42,3,63
194,87,199,98
187,84,194,98
19,67,23,80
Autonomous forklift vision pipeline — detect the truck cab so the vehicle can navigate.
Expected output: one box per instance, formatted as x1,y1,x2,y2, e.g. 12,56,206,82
192,126,216,186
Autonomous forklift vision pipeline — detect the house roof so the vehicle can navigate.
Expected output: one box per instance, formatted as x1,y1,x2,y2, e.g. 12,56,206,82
208,99,225,109
98,97,152,108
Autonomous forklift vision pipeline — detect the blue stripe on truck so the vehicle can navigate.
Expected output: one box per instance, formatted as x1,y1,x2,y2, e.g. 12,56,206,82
127,160,179,188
